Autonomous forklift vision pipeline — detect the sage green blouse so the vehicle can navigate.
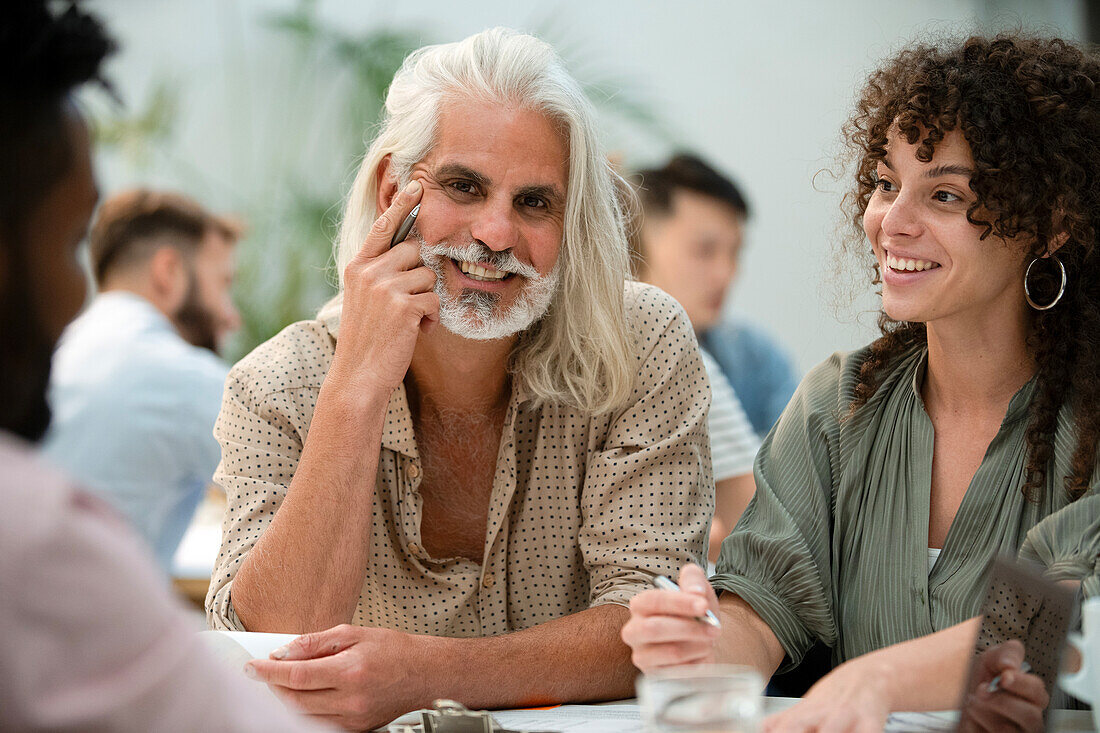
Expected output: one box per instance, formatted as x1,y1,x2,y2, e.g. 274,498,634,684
712,344,1100,669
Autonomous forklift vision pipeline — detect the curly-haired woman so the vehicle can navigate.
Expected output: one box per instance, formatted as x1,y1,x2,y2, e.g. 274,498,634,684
622,34,1100,731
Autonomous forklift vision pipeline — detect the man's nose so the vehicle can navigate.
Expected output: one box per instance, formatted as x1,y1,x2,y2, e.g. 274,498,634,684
469,199,520,252
879,192,924,238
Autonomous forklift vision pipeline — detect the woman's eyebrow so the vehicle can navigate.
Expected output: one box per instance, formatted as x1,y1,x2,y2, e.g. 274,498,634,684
925,164,973,179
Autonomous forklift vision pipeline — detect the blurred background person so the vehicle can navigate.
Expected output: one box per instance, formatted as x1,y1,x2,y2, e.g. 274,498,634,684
0,2,329,729
43,189,242,570
634,154,798,437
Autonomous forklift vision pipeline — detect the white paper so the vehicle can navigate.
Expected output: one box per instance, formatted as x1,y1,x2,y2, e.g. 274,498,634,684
201,630,299,660
452,703,958,733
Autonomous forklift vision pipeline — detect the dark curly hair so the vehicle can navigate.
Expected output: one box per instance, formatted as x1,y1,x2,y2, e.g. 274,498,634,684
843,34,1100,501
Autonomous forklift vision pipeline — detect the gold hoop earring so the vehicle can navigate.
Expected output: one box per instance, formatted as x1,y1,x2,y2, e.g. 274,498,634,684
1024,255,1067,311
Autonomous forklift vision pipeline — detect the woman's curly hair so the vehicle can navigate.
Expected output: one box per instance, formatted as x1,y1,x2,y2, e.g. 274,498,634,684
843,34,1100,501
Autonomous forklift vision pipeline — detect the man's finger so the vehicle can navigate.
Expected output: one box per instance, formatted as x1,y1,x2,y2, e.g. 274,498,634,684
359,180,423,260
982,640,1026,679
246,657,339,690
998,671,1050,708
275,623,361,661
268,684,347,715
411,292,440,322
391,265,437,295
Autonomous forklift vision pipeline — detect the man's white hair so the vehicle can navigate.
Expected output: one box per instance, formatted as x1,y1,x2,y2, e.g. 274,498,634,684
320,27,635,415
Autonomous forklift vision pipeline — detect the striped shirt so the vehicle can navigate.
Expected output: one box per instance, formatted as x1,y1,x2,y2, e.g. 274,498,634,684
713,344,1100,670
699,347,759,481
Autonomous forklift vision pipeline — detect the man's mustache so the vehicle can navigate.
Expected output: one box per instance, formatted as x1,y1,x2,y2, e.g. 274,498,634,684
416,236,541,280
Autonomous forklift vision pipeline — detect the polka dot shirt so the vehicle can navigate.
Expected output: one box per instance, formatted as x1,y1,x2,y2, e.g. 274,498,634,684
206,281,713,637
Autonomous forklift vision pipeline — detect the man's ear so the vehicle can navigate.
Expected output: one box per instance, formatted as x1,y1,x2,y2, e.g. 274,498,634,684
148,246,187,311
375,154,398,214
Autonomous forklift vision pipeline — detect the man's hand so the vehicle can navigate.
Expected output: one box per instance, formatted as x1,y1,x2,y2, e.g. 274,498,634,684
327,179,437,397
245,624,429,732
957,640,1048,733
621,564,722,672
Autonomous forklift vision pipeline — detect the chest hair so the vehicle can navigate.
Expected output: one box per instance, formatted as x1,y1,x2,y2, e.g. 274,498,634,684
414,407,505,561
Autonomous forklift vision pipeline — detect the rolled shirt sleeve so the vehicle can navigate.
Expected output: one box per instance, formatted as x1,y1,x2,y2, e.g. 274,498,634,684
580,295,712,608
1018,493,1100,598
206,329,324,631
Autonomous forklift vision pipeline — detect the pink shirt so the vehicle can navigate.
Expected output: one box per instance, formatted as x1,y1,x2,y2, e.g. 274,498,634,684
0,433,328,732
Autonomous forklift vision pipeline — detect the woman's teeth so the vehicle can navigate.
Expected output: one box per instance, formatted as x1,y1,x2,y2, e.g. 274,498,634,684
886,254,941,272
458,260,509,281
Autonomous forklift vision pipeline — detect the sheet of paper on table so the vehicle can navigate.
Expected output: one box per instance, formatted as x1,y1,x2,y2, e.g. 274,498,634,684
388,704,958,733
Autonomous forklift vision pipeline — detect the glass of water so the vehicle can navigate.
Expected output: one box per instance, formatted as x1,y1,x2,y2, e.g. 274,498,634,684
638,664,764,733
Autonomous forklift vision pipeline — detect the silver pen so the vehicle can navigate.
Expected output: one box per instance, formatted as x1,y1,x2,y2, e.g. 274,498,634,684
987,661,1032,693
653,575,721,629
390,204,419,247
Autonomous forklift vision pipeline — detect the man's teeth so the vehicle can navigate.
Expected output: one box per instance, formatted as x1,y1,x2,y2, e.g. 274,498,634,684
458,260,509,281
886,254,941,272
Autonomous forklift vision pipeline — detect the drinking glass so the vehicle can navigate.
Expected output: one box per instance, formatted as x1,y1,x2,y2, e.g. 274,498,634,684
637,664,764,733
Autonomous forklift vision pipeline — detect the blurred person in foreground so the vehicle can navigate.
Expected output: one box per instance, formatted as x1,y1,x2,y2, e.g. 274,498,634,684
623,34,1099,732
0,2,328,730
207,27,712,730
628,163,760,562
634,154,798,437
44,189,241,570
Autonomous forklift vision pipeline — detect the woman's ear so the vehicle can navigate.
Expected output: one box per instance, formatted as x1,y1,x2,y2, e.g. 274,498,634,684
375,154,397,214
1047,209,1071,256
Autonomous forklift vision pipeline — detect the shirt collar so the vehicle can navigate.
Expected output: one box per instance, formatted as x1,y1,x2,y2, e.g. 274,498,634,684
85,291,177,334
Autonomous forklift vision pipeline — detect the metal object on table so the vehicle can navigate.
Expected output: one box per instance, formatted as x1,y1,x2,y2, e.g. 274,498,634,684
387,699,558,733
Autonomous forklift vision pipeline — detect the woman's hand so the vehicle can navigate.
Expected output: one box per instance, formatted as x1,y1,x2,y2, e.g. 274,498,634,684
762,653,894,733
621,563,722,672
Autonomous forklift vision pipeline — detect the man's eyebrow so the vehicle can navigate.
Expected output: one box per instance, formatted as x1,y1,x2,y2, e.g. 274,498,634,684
434,163,491,188
516,183,565,207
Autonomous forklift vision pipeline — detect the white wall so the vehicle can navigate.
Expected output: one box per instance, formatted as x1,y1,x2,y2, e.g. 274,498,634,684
91,0,1084,372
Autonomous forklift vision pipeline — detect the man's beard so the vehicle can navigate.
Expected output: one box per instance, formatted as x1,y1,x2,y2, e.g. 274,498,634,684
172,271,219,353
417,235,560,341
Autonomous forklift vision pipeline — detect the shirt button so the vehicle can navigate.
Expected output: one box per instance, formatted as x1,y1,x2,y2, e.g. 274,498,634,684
482,573,496,589
407,464,421,479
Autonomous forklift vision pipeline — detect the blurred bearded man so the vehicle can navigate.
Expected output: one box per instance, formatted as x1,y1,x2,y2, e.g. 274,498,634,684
207,28,713,730
44,190,241,570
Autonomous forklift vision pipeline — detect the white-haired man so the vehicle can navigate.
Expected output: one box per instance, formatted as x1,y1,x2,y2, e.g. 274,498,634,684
207,28,712,729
